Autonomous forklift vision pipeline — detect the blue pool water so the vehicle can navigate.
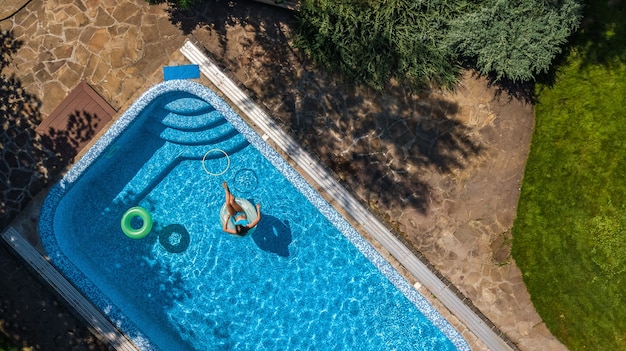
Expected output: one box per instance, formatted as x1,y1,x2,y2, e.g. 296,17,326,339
39,81,469,350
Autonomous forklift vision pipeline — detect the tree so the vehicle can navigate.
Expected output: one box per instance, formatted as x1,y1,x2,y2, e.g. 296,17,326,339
294,0,471,90
157,0,582,88
448,0,583,82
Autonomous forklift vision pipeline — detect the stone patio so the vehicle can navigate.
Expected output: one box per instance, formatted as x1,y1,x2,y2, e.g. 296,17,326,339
0,0,568,350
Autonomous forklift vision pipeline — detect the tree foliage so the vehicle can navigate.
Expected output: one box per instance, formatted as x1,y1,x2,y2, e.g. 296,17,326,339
157,0,583,88
448,0,583,82
294,0,583,89
294,0,472,90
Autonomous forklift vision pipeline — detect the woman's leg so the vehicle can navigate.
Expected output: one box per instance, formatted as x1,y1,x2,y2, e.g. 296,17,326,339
223,182,244,214
223,182,237,216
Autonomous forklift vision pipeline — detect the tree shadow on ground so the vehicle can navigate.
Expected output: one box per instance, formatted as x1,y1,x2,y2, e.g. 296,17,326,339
533,0,626,93
163,0,482,216
0,246,109,351
0,30,52,229
484,73,536,105
574,0,626,69
0,29,110,350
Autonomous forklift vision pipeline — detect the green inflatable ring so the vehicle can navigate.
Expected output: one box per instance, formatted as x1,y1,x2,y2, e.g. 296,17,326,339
121,206,153,239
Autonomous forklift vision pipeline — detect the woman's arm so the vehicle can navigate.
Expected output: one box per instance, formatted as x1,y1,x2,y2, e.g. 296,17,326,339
223,214,237,234
247,204,262,228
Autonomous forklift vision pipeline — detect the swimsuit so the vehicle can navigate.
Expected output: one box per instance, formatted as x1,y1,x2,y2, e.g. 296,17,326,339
231,212,249,226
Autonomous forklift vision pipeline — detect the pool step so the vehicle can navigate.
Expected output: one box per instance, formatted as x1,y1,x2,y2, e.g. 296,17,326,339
115,137,249,202
120,92,250,201
162,96,215,116
161,110,226,131
144,110,237,146
114,142,184,204
180,136,249,159
158,122,240,146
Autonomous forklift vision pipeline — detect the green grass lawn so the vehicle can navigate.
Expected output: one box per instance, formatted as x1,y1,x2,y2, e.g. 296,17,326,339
511,1,626,350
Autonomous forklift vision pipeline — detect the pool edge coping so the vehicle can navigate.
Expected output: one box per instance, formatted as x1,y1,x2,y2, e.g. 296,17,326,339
179,39,517,351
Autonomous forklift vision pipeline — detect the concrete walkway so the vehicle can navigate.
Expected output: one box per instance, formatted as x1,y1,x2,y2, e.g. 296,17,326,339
0,0,567,350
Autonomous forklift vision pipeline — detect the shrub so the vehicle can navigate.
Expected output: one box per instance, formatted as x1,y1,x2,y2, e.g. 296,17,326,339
294,0,465,90
448,0,583,82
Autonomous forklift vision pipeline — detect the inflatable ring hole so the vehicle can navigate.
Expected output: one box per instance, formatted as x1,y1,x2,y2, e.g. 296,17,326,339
202,149,230,176
121,206,153,239
159,224,190,253
233,169,258,193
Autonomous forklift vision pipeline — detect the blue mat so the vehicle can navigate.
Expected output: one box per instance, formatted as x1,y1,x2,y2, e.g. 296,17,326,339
163,64,201,80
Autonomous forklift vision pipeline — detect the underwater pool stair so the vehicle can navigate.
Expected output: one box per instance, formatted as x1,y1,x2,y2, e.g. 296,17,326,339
117,95,248,202
1,227,140,351
146,94,249,152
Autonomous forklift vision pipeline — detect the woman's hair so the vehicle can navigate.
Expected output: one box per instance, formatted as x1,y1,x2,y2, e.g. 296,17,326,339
235,225,248,235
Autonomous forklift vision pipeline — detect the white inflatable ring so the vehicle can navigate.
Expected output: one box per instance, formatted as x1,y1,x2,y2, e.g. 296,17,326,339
202,149,230,176
220,198,258,236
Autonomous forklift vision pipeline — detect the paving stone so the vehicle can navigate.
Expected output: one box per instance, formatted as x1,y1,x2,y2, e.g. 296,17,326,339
57,64,81,88
93,6,114,27
41,80,65,114
111,2,140,22
87,28,110,52
52,43,73,59
61,26,79,41
91,58,111,83
77,26,96,45
122,31,142,63
72,43,90,66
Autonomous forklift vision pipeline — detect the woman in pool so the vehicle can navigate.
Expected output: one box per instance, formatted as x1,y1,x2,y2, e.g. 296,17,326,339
222,181,261,236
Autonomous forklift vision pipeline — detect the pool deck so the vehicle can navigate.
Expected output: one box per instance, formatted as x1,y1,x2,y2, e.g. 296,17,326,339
0,0,567,350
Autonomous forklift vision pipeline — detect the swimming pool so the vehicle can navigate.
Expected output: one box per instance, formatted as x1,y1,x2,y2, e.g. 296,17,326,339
39,80,469,350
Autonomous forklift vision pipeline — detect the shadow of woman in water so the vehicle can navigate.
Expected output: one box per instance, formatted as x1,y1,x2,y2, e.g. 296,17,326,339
251,215,292,257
